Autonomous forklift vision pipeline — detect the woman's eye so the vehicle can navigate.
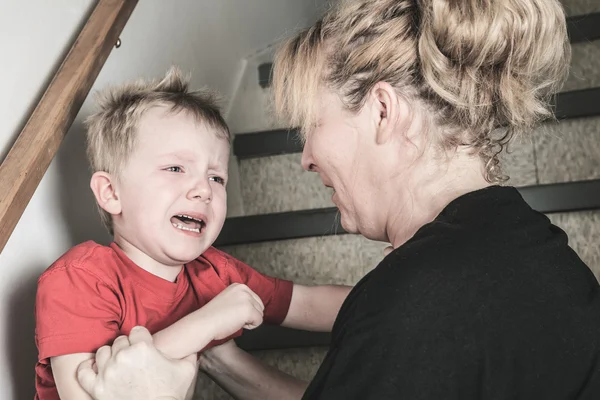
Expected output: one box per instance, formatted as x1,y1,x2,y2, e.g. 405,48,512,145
165,166,183,173
210,176,226,185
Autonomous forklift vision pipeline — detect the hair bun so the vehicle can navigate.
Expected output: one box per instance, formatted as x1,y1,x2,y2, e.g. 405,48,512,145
418,0,571,132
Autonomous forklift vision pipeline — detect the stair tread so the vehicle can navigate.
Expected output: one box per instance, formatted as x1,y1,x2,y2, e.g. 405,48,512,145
216,180,600,246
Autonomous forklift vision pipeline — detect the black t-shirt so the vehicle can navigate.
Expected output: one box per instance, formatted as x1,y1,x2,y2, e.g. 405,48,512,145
303,186,600,399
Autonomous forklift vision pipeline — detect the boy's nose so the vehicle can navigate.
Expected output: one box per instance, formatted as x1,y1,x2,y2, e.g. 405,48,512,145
188,179,212,202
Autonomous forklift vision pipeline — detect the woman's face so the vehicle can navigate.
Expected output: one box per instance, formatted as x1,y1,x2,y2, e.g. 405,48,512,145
301,85,491,247
301,90,405,240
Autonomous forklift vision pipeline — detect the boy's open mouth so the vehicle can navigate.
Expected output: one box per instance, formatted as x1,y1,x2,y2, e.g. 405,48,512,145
171,214,206,234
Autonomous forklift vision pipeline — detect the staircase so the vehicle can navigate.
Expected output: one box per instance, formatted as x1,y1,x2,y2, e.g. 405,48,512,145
194,5,600,399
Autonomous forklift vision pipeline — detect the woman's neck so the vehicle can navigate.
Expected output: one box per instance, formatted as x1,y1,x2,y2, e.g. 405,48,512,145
385,148,491,249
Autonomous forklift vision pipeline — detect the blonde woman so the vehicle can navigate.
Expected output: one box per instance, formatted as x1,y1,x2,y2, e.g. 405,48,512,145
79,0,600,399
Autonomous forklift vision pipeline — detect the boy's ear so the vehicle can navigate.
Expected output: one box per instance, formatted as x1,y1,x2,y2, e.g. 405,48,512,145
90,171,121,216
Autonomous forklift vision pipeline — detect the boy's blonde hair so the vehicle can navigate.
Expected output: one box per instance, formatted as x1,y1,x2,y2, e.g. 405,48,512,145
85,67,230,233
273,0,571,182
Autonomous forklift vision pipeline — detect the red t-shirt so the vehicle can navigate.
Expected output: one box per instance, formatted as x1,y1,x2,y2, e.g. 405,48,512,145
34,241,293,400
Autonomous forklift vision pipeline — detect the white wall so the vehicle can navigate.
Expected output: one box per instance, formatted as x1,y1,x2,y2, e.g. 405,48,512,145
0,1,326,398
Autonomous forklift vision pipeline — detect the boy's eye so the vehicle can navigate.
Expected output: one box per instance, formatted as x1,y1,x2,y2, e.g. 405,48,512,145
165,166,183,173
210,176,226,185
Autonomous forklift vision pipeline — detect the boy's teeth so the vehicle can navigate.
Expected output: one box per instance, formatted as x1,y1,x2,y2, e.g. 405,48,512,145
172,214,205,229
172,222,201,233
177,214,203,222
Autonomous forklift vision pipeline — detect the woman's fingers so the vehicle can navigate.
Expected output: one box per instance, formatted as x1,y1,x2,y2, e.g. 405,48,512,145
76,359,98,395
111,335,131,355
128,326,153,346
95,345,111,371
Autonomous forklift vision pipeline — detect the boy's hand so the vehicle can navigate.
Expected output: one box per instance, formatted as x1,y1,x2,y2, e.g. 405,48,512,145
202,283,264,341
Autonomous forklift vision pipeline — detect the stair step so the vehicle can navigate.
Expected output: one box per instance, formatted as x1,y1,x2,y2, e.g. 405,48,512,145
234,128,301,159
562,1,600,19
215,180,600,247
233,88,600,160
235,138,540,215
236,325,330,351
567,12,600,43
236,114,600,215
548,210,600,281
238,152,333,215
536,116,600,184
566,40,600,92
219,233,387,285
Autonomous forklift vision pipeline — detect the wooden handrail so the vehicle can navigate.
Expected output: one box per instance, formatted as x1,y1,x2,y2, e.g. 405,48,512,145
0,0,138,253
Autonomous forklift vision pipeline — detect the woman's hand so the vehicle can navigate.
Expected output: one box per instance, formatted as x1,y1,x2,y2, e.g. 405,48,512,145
383,245,394,256
77,326,197,400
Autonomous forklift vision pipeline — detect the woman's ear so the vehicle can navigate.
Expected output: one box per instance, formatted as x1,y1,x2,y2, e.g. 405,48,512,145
371,82,412,145
90,171,121,216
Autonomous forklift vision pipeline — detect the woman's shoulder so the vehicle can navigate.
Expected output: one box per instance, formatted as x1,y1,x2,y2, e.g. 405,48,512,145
349,214,598,327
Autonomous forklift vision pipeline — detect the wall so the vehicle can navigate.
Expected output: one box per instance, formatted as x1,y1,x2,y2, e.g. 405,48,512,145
0,1,326,398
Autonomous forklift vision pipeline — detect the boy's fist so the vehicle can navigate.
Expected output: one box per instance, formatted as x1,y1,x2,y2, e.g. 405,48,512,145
202,283,265,340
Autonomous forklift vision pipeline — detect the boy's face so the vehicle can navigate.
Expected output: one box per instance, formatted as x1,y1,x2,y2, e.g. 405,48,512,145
112,105,229,266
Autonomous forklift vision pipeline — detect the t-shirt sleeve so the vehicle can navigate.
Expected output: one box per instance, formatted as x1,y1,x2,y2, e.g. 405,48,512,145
209,247,293,325
35,263,122,362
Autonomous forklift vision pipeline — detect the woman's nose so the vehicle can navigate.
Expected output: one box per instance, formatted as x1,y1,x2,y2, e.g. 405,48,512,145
301,139,317,172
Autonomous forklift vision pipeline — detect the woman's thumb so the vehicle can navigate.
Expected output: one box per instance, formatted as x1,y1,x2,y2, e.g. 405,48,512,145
383,245,394,256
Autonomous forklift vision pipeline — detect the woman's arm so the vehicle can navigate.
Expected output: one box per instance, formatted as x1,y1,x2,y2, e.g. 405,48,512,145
282,284,352,331
199,341,308,400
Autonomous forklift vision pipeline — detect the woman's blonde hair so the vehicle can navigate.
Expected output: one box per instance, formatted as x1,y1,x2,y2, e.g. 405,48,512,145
85,67,230,233
273,0,571,182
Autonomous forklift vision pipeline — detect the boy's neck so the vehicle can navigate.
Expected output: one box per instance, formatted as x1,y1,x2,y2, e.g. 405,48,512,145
113,234,183,282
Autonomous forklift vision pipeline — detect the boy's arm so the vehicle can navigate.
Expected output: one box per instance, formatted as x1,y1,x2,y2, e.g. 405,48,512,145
51,283,263,400
282,284,352,332
51,353,95,400
153,283,264,360
152,312,215,360
37,262,123,400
